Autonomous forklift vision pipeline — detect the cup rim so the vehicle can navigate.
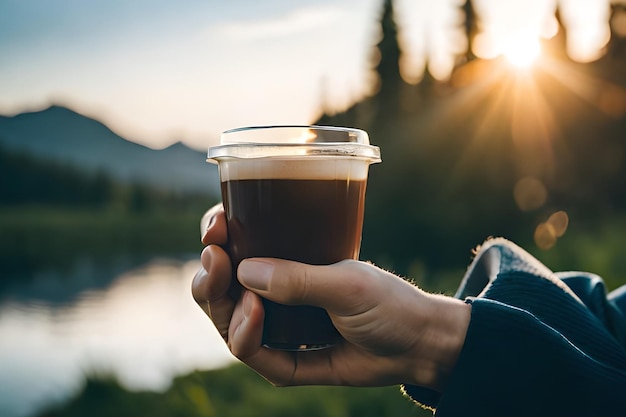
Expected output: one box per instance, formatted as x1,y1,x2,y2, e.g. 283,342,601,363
207,125,381,164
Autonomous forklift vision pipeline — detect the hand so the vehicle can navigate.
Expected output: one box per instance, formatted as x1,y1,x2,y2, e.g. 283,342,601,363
192,204,471,391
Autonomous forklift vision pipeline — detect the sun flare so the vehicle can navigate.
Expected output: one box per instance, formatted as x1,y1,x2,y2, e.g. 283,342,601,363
502,36,542,69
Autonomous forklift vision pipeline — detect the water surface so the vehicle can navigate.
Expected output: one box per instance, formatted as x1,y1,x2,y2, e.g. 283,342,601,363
0,255,236,417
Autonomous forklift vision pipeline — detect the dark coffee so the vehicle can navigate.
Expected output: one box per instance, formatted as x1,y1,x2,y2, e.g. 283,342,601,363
221,177,367,350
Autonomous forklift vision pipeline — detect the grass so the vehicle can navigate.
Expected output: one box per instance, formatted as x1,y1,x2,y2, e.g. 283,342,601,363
37,364,428,417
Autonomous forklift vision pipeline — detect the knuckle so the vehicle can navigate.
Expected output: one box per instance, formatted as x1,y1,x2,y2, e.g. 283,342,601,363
333,259,381,299
288,263,313,304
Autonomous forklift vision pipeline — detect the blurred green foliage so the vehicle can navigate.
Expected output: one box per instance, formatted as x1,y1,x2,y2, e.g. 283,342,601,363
0,206,206,275
37,364,428,417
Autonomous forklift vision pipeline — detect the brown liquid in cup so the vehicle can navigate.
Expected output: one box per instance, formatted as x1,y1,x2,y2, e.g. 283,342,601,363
221,177,367,350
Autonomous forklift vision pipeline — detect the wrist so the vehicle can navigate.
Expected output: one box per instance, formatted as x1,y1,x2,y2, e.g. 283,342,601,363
409,294,471,391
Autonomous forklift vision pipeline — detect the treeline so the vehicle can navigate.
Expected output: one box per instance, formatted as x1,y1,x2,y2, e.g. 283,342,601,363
0,144,208,213
319,0,626,278
0,144,214,274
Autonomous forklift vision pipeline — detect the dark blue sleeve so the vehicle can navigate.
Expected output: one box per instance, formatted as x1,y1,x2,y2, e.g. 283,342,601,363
402,238,626,416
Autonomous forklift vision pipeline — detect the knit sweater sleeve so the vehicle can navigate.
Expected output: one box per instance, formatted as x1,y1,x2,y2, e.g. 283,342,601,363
402,238,626,416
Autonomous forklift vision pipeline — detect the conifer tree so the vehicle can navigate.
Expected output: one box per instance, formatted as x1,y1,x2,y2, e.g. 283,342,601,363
373,0,404,113
462,0,478,63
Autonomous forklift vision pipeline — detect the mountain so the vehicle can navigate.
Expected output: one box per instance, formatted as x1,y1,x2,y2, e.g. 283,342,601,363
0,105,219,196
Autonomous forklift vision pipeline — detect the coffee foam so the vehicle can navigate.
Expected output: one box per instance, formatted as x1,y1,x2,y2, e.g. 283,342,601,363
218,158,370,181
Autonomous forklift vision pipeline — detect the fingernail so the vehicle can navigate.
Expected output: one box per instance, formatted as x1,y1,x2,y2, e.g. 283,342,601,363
238,260,273,291
201,216,216,243
207,214,216,229
201,229,210,245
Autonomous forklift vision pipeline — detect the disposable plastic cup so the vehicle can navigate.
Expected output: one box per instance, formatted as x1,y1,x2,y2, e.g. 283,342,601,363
208,125,381,350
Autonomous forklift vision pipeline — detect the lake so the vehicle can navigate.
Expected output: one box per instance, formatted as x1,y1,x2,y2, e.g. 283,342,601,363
0,254,237,417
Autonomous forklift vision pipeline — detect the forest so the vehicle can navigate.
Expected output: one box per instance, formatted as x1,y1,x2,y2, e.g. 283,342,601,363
0,144,211,274
0,144,210,212
319,0,626,289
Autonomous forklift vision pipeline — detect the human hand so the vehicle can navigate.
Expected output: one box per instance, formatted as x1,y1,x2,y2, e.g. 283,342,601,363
192,204,471,391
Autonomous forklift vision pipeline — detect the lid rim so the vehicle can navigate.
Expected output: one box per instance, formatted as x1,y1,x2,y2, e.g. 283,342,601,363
207,142,381,163
222,124,366,135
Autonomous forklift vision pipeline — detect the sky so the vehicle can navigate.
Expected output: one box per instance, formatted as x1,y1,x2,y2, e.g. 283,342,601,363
0,0,619,151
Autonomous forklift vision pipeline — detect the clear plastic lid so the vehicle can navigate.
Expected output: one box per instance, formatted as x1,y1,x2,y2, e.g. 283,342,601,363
207,125,381,163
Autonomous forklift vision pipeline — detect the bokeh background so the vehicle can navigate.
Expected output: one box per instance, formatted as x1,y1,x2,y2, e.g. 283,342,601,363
1,0,626,416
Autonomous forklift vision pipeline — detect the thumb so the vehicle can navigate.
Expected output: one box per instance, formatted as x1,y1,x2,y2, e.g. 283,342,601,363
237,258,381,316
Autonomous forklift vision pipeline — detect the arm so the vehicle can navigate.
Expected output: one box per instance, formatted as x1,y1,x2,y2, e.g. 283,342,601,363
404,239,626,416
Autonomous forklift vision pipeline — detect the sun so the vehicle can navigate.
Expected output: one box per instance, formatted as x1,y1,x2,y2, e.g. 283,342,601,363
502,36,542,69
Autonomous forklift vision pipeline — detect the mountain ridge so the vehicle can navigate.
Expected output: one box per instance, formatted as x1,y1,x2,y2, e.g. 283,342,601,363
0,104,219,196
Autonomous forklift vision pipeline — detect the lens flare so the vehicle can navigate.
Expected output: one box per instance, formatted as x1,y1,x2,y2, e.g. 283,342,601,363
503,36,542,69
534,211,569,250
513,177,547,211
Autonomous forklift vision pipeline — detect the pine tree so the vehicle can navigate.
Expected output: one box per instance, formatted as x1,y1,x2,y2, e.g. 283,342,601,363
373,0,404,114
462,0,478,63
